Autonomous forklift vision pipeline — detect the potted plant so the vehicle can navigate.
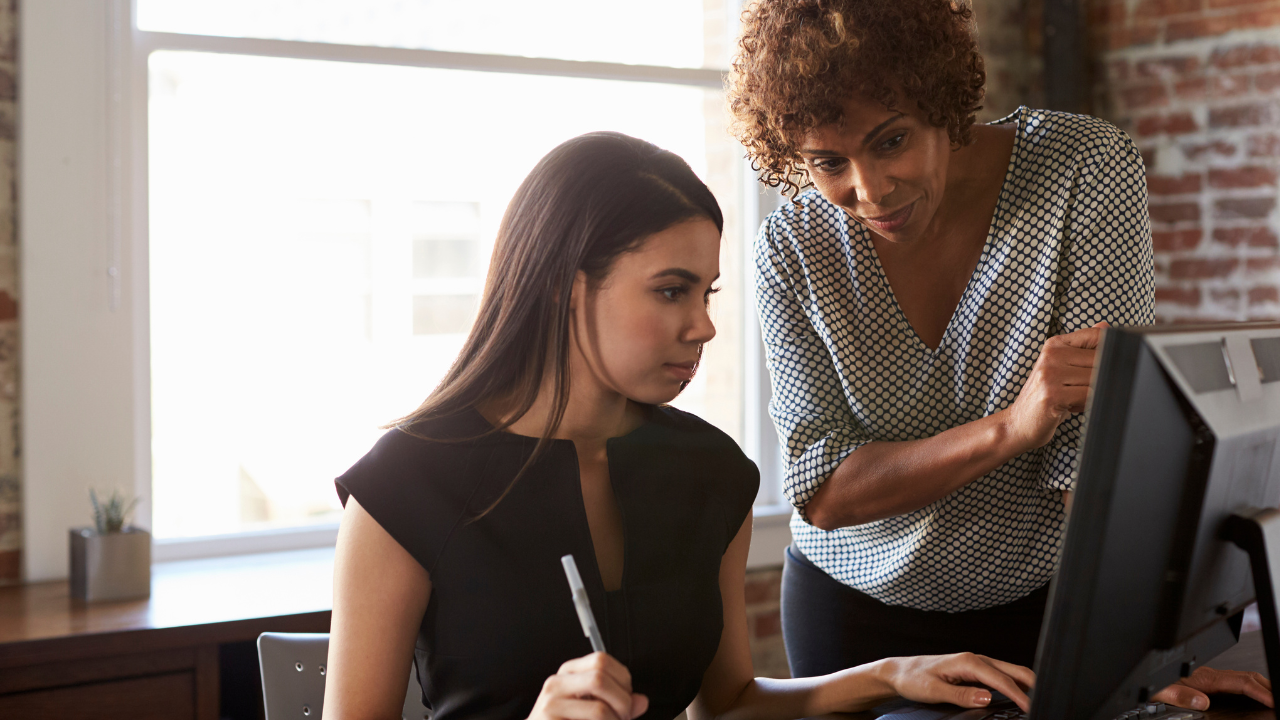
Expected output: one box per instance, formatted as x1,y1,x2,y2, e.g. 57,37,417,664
69,489,150,601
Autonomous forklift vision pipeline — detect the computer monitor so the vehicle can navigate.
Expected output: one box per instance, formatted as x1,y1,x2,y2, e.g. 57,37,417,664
1030,322,1280,720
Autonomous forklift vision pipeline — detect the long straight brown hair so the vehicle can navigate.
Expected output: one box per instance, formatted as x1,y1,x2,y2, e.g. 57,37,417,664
394,132,723,514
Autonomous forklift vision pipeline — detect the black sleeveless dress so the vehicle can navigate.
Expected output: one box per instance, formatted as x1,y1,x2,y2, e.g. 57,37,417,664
335,405,759,720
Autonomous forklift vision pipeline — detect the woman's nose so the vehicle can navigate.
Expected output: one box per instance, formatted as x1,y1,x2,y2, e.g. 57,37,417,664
685,305,717,345
848,163,892,206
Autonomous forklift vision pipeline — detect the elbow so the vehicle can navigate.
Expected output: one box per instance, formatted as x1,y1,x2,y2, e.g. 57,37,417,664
802,494,846,531
804,489,879,531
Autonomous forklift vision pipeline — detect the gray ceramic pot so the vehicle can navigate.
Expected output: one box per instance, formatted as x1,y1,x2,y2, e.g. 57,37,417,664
69,527,151,602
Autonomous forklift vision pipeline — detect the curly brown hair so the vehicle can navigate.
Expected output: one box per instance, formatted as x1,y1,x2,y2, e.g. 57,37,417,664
728,0,987,199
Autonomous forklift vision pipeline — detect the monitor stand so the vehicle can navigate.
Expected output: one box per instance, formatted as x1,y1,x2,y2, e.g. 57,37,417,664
1226,507,1280,718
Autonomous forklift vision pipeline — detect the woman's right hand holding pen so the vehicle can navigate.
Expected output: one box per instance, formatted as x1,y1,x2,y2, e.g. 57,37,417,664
528,652,649,720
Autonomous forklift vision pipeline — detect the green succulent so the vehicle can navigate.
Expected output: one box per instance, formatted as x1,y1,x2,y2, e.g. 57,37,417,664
90,488,139,534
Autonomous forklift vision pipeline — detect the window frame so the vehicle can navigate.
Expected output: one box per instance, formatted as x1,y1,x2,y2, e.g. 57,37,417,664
21,0,789,580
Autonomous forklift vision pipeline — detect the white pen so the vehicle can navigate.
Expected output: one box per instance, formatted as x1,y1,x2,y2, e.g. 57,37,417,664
560,554,606,653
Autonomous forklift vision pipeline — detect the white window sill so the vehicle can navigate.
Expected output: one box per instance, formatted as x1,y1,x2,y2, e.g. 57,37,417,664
152,524,340,563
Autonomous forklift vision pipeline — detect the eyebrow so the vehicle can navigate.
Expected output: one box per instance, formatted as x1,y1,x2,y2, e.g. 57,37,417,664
651,268,721,283
800,113,906,155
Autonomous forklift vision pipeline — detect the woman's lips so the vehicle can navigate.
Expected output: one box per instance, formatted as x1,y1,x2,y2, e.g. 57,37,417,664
862,201,915,233
665,363,698,382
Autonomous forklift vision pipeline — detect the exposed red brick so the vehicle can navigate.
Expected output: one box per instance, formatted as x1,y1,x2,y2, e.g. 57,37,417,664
1156,286,1203,305
1213,226,1280,247
1209,0,1275,8
1136,112,1200,136
1211,287,1243,304
1211,43,1280,69
1171,12,1280,42
1135,0,1203,17
1090,0,1126,27
1136,115,1162,137
1209,166,1279,188
1148,173,1203,194
0,67,16,104
1167,17,1218,42
1170,257,1239,278
0,550,16,583
1215,197,1277,219
1211,7,1280,36
1121,83,1170,109
1166,112,1200,134
1174,76,1209,99
1247,133,1280,157
1209,102,1274,128
1153,228,1204,251
1183,139,1238,159
1258,70,1280,93
744,577,780,605
1136,56,1201,78
1250,286,1280,304
1109,58,1132,82
0,292,17,322
1099,24,1161,50
1247,257,1280,273
754,609,782,638
1149,202,1202,223
1212,73,1253,97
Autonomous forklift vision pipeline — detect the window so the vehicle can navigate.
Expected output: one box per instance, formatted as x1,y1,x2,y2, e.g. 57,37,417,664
22,0,787,578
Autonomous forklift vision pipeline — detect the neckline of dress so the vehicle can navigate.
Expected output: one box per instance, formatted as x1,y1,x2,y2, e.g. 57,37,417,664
855,104,1028,356
464,404,659,445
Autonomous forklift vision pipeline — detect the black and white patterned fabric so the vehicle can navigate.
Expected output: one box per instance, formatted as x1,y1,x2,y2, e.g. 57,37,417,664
754,107,1155,612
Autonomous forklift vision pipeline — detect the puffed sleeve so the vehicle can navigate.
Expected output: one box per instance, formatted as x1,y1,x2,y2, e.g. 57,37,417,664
754,212,872,521
1038,127,1156,491
335,426,483,573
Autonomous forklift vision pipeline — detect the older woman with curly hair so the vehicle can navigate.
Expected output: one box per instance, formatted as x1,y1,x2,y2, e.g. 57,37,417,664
726,0,1267,707
728,2,1277,711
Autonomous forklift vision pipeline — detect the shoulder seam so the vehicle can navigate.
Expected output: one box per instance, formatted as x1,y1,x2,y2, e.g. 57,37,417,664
427,445,499,575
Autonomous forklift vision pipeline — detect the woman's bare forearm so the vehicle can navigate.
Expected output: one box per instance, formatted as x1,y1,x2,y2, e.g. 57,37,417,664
695,664,897,720
804,408,1031,530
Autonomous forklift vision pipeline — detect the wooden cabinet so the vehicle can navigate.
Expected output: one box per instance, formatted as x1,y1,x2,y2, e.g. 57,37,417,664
0,672,198,720
0,549,332,720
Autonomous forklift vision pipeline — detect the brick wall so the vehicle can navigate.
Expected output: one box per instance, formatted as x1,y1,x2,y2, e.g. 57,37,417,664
745,566,789,677
0,0,18,585
974,0,1047,119
1091,0,1280,321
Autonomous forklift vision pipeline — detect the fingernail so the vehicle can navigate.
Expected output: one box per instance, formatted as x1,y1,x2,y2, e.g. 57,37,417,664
1192,697,1208,710
976,692,991,705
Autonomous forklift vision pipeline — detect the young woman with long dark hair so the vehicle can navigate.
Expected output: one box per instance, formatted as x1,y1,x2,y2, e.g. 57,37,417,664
321,131,1038,720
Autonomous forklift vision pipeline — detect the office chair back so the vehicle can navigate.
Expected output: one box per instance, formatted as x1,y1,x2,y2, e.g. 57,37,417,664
257,632,429,720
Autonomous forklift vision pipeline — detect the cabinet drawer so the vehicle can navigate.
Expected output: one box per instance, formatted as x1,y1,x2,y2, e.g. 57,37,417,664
0,671,195,719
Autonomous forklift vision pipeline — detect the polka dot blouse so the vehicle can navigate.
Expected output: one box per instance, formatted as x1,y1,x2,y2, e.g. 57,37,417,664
754,107,1155,612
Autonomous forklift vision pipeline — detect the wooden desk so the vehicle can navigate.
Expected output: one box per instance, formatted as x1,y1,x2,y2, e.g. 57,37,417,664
0,548,334,720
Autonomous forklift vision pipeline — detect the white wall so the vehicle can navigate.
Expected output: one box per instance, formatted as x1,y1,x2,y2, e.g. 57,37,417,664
21,0,149,581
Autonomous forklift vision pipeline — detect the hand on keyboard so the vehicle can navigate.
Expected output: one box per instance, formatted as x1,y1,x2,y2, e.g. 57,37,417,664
1150,666,1273,711
875,653,1035,713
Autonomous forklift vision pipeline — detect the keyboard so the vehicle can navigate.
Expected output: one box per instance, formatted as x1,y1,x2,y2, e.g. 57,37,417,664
878,699,1206,720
